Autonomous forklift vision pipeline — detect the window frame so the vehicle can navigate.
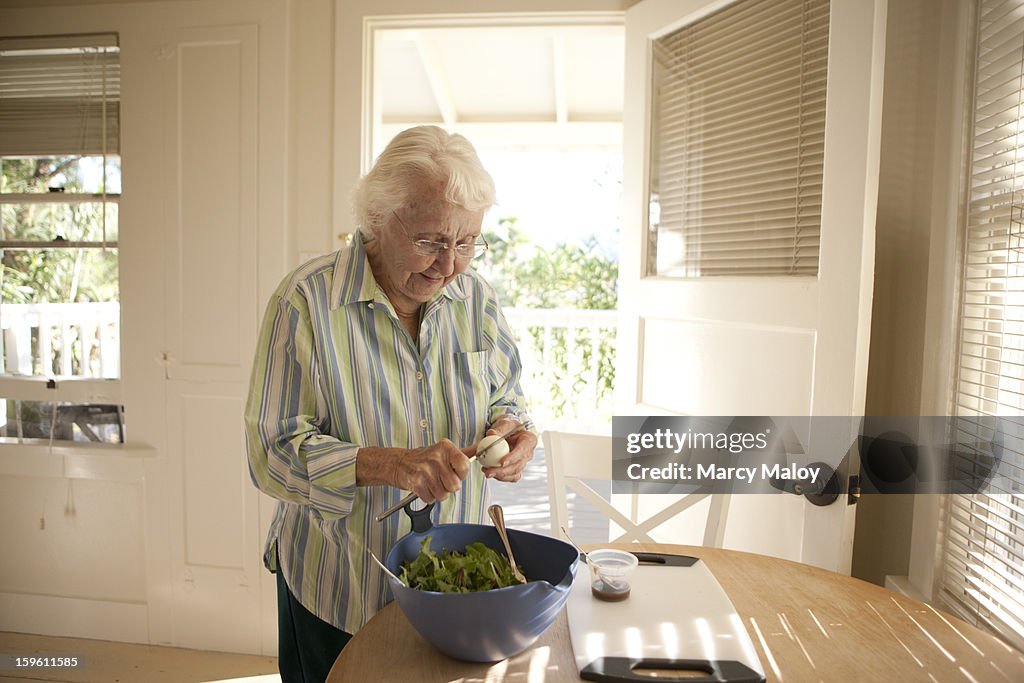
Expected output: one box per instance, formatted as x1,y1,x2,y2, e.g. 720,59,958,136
0,34,123,445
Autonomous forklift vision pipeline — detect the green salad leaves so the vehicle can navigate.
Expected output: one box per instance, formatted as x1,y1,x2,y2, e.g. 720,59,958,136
399,537,526,593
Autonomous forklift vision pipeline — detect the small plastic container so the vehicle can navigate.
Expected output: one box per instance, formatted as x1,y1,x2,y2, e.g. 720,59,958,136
587,548,639,602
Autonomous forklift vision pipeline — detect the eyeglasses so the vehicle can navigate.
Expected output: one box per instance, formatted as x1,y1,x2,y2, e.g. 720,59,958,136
392,210,489,260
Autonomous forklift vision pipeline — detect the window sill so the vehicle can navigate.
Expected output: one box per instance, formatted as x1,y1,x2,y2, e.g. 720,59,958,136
0,376,121,403
0,440,156,481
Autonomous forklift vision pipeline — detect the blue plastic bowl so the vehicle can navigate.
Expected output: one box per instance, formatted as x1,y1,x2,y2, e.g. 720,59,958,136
384,505,579,662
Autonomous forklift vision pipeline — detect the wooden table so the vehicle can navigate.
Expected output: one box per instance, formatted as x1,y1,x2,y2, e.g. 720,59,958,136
328,543,1024,682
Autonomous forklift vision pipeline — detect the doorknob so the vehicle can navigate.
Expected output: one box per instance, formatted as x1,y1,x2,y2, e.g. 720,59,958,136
769,461,841,506
803,462,841,506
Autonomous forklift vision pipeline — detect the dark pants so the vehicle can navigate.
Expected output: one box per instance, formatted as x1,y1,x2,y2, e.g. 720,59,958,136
276,568,353,683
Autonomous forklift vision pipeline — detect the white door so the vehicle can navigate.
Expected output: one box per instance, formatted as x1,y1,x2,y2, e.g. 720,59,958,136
617,0,886,573
156,16,286,653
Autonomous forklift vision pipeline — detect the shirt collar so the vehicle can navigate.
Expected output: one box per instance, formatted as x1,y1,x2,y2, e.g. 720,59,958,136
330,235,472,310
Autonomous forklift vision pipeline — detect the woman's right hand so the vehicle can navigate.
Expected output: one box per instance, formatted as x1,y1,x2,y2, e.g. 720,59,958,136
394,439,473,503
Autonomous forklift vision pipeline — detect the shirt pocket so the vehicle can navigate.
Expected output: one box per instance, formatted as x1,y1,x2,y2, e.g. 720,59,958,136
449,350,490,442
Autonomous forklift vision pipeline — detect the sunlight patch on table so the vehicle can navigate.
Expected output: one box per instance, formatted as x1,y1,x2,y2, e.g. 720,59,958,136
748,617,782,682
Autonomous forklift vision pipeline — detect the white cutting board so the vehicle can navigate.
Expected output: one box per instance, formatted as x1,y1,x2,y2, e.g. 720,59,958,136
567,553,765,682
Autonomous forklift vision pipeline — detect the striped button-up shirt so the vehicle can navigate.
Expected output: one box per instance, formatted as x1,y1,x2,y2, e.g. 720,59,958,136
244,238,530,633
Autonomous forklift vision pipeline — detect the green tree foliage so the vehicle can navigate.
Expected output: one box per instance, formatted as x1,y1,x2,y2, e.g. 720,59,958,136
479,217,617,310
0,156,119,305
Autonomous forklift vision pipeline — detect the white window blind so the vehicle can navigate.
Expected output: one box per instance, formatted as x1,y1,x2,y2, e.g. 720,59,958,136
945,0,1024,651
0,34,120,156
646,0,828,277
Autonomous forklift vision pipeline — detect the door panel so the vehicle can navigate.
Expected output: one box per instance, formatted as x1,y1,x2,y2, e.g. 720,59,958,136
640,317,815,415
181,392,249,570
618,0,886,572
166,382,262,652
163,25,257,384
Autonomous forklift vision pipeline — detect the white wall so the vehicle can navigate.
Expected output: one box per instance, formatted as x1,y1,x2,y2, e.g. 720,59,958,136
853,0,971,591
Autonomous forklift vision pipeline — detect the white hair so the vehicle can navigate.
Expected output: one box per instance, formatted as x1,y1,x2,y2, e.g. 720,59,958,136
352,125,497,236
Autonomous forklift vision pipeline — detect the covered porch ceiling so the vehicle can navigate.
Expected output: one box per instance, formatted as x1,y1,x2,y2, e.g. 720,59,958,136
374,24,625,150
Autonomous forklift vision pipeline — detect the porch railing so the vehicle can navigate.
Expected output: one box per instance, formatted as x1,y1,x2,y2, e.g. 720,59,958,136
504,307,617,434
0,302,615,431
0,302,120,379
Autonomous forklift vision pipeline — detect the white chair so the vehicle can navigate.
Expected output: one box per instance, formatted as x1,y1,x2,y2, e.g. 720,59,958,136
542,430,731,546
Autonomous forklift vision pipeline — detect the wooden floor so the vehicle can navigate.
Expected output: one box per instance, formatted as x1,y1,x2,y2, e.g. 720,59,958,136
490,446,611,544
1,447,605,682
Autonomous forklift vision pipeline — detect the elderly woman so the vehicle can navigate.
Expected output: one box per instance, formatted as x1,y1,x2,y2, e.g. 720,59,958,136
244,126,536,682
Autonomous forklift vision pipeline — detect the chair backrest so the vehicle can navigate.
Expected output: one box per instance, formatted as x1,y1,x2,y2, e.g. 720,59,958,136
542,430,731,546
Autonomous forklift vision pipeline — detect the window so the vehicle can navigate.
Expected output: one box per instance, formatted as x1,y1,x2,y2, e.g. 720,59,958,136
944,0,1024,649
0,34,123,444
646,0,828,277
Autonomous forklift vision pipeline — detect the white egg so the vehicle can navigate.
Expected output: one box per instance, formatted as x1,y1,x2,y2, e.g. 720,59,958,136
476,434,510,468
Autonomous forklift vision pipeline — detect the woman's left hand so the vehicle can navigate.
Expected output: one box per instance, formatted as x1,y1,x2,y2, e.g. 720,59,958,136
481,416,537,483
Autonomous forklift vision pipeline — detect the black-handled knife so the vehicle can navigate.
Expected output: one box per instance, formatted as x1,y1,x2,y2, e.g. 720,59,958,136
374,422,531,522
